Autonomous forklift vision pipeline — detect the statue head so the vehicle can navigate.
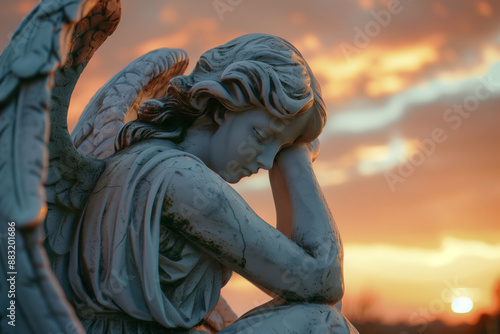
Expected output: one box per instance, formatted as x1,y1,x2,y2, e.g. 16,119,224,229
117,33,327,181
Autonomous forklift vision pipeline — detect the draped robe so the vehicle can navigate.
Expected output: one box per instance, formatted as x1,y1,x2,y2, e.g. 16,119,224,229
69,139,231,333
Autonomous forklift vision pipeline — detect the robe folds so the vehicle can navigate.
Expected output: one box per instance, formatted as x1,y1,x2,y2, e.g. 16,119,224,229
69,139,231,333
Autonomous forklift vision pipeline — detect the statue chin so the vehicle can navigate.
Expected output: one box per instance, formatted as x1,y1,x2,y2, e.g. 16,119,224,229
219,173,246,184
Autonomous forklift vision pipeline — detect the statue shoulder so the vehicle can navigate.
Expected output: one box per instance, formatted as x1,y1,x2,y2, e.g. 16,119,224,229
114,139,204,163
102,139,210,187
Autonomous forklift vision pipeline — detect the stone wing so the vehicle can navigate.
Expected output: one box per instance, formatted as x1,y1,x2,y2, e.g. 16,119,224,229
0,0,120,332
46,47,189,301
71,48,189,159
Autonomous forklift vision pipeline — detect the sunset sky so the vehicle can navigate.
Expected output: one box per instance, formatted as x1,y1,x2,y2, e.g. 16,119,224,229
2,0,500,326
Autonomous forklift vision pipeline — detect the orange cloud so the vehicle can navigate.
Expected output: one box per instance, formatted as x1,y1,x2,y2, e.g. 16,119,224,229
305,35,445,102
476,1,493,17
378,43,440,73
220,237,500,322
289,11,307,25
358,0,375,10
432,2,449,18
365,74,406,96
235,137,419,192
295,33,321,52
159,4,180,25
136,18,220,55
354,137,418,175
437,45,500,82
68,72,109,132
15,1,37,15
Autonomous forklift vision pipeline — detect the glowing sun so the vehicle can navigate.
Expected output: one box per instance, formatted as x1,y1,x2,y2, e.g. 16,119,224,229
451,297,473,313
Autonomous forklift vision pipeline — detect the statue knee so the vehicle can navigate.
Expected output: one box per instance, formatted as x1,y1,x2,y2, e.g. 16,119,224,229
219,302,358,333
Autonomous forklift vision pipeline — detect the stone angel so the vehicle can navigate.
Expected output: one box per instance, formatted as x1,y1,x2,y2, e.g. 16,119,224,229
0,0,358,332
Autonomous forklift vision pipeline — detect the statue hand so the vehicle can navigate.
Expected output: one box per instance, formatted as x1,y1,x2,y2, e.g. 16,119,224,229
307,138,321,162
275,138,320,168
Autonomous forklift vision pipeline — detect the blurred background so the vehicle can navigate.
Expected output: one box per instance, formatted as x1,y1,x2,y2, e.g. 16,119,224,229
1,0,499,332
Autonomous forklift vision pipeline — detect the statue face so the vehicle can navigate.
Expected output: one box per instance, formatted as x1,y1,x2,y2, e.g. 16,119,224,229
207,108,311,183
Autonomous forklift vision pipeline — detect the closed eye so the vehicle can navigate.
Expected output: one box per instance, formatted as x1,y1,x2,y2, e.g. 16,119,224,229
254,127,273,143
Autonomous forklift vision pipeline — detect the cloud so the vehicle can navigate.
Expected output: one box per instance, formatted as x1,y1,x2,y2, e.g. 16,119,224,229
318,93,500,249
68,71,110,131
17,1,38,14
303,35,497,106
0,0,37,17
283,0,500,109
135,18,222,55
477,1,493,17
234,136,416,194
222,237,500,320
322,59,500,135
158,4,180,25
345,237,500,270
355,137,417,175
306,40,435,101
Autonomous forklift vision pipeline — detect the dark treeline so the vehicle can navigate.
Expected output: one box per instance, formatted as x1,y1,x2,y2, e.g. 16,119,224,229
349,279,500,334
352,312,499,334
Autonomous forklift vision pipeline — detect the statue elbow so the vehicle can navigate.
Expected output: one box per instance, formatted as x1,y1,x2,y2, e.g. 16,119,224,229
311,266,344,304
323,276,344,304
285,264,344,304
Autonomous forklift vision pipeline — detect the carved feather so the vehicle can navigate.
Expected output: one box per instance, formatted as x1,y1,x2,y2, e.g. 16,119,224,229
43,0,122,302
0,0,121,333
0,79,49,228
44,2,190,310
1,0,192,331
72,48,189,159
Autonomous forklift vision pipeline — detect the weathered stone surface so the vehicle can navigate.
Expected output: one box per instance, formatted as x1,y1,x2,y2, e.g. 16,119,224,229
0,1,358,332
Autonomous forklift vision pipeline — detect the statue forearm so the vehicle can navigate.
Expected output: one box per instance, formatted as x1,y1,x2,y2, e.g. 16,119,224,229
269,163,293,238
273,145,345,302
276,147,342,251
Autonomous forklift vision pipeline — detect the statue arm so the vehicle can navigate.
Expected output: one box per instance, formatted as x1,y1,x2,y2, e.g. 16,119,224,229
273,141,344,294
269,162,293,238
162,156,343,304
269,144,345,310
274,141,343,259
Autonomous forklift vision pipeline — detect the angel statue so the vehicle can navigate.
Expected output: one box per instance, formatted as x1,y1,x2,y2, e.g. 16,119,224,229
0,0,358,333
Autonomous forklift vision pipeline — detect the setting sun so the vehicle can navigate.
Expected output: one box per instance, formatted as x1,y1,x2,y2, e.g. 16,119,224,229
452,297,474,314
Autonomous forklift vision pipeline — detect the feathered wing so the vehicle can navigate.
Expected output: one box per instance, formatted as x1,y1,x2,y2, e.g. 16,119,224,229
45,47,189,303
0,0,240,331
0,0,191,330
0,0,121,333
71,48,189,159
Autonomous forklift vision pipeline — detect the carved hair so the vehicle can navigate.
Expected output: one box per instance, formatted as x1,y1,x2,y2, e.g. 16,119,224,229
116,33,327,150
